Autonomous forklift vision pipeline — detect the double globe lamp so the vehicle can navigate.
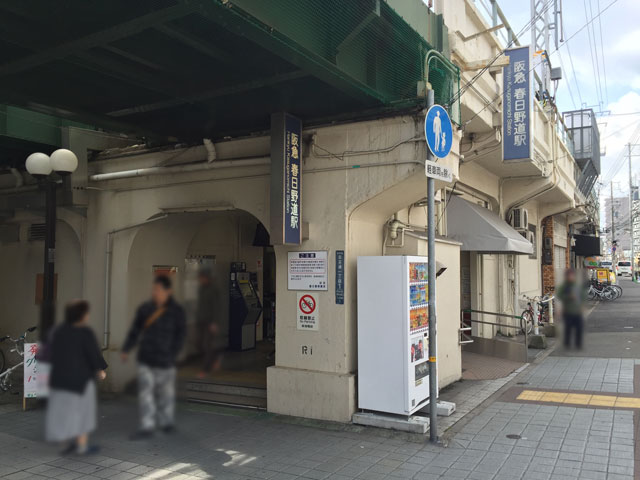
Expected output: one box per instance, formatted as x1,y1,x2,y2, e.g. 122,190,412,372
25,149,79,339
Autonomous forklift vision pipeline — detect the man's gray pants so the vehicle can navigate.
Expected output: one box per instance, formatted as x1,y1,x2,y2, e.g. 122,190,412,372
138,364,176,430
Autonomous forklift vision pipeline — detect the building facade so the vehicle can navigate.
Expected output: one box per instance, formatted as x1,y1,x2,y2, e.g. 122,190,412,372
0,0,599,423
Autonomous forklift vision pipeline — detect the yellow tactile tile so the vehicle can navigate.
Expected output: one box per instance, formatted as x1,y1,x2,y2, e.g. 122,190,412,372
614,397,640,408
588,395,617,407
517,390,545,401
563,394,593,405
540,392,568,403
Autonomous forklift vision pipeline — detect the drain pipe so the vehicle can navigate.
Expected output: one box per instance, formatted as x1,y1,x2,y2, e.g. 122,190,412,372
90,156,269,182
103,214,169,349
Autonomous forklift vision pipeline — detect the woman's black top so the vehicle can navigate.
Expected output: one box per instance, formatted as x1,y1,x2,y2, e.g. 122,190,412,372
49,324,108,394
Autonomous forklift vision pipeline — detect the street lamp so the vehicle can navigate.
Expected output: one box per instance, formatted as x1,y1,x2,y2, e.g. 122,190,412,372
25,149,78,340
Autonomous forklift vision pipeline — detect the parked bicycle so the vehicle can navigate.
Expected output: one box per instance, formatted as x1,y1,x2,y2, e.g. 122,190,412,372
587,280,621,301
521,294,554,335
0,326,37,394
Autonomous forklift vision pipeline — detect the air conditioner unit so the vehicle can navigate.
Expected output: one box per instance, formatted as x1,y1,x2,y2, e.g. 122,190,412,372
509,208,529,230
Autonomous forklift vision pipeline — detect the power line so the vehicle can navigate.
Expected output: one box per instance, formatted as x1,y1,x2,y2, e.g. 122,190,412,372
556,48,578,109
448,0,556,107
564,40,584,108
461,0,620,127
583,0,604,109
596,0,610,105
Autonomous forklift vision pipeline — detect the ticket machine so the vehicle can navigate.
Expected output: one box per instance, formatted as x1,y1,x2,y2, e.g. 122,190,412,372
229,263,262,351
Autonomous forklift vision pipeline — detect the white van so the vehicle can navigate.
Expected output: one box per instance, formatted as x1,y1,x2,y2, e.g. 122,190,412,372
617,261,632,276
600,261,613,270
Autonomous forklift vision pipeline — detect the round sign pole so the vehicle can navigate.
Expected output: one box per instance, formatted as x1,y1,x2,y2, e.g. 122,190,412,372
426,89,439,444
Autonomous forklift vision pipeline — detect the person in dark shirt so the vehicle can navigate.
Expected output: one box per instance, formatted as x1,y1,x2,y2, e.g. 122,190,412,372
122,275,186,439
46,300,107,455
557,268,587,349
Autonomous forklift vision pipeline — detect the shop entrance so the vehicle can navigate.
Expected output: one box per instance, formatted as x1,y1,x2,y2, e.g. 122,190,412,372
126,210,275,408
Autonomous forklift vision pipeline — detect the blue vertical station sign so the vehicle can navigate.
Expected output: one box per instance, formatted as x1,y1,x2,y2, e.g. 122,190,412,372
270,112,302,245
335,250,345,305
503,46,532,162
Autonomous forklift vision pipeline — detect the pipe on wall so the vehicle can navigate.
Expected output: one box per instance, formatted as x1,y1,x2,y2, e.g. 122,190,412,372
90,157,270,182
103,214,169,349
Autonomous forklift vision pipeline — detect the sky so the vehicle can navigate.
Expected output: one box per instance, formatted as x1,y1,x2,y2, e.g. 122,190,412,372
495,0,640,207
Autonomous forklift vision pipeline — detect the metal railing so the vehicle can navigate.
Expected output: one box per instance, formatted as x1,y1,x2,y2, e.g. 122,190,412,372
460,308,529,362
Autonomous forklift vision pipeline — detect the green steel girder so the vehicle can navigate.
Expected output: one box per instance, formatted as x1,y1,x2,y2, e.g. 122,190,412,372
0,3,195,77
108,70,308,117
186,0,388,106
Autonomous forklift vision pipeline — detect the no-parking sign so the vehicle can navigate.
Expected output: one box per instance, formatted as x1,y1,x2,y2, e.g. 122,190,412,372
297,293,319,331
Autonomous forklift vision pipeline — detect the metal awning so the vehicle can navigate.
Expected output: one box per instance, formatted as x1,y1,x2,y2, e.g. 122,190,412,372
446,196,533,255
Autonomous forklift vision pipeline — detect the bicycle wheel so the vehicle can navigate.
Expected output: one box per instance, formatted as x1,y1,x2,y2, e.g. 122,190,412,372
0,350,4,374
0,373,11,393
612,285,623,298
602,288,616,301
520,310,534,335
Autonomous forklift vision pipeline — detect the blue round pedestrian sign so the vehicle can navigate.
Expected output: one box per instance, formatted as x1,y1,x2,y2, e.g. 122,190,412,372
424,105,453,159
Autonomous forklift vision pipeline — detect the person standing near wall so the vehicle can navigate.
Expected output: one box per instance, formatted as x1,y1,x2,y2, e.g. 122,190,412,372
196,268,221,377
121,275,186,439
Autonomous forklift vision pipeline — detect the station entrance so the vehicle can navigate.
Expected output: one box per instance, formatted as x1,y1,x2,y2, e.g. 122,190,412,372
126,210,276,408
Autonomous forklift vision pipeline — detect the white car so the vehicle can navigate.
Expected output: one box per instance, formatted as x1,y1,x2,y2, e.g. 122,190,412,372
600,261,612,270
617,261,632,276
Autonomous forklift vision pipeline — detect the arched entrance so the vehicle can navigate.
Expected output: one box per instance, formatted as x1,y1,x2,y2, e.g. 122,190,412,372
125,209,275,408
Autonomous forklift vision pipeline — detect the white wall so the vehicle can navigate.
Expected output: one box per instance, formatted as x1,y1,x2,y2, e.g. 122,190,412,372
0,218,82,339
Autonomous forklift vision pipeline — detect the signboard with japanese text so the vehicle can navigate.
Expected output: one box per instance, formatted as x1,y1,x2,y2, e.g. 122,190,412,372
23,343,39,398
503,46,532,162
297,292,319,331
335,250,345,304
270,112,302,245
288,251,328,290
425,159,453,182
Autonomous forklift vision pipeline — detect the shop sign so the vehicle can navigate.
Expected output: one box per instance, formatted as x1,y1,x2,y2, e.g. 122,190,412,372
503,46,532,162
297,293,319,331
335,250,345,304
270,112,302,245
288,251,328,290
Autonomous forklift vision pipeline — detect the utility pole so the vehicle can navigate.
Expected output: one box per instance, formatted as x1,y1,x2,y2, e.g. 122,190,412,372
629,144,635,281
611,182,616,266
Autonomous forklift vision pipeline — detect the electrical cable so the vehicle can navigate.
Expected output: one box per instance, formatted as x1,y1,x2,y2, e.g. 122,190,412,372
584,0,604,109
596,0,610,105
564,39,584,108
459,0,620,128
556,49,578,110
447,0,556,108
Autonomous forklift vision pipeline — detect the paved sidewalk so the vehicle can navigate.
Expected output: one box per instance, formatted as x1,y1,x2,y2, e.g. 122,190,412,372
0,352,635,480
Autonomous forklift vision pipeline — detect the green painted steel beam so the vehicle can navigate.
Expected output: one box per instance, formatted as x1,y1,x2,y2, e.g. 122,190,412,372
155,24,235,63
108,70,308,117
0,3,195,77
0,89,159,139
187,0,387,106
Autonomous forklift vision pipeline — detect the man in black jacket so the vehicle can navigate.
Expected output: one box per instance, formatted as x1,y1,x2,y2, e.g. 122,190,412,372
122,275,186,439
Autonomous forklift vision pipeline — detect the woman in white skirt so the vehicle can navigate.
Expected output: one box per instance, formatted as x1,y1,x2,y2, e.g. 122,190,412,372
46,300,107,455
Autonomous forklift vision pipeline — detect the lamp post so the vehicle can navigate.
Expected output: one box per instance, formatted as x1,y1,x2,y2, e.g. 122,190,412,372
25,149,78,340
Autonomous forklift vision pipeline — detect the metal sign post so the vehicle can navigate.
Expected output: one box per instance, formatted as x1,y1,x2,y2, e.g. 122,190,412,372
424,91,452,443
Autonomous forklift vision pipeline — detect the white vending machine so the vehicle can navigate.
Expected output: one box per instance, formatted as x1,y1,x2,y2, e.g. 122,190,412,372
357,255,435,416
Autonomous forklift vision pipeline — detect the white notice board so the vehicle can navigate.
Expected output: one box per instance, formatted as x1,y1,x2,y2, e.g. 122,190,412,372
288,251,328,290
23,343,39,398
